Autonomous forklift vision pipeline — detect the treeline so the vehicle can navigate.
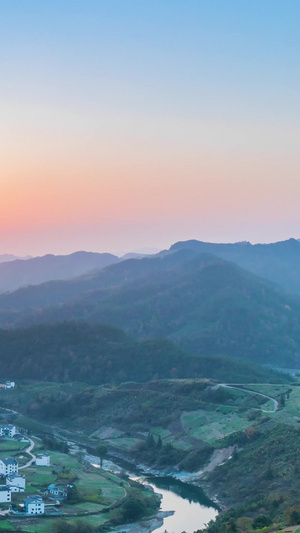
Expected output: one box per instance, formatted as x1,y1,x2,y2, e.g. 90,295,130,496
135,432,213,471
0,321,290,385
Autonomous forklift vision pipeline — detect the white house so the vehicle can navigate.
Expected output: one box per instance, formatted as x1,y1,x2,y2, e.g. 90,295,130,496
48,483,68,499
0,459,18,476
36,453,50,466
0,425,16,438
24,495,44,515
0,485,11,503
6,473,25,492
5,381,15,389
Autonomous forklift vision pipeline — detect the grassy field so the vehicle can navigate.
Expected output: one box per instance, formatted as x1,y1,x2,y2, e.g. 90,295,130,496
10,513,110,533
181,408,251,444
0,440,27,451
0,444,130,532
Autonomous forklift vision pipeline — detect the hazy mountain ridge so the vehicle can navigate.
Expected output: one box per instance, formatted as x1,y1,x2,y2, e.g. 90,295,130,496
2,251,300,368
0,248,199,314
169,238,300,294
1,241,300,367
0,251,119,292
0,254,31,264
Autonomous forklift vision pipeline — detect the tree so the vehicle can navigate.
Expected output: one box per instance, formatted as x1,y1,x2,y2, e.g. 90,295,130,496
252,514,271,529
157,435,162,450
67,485,80,504
96,442,108,467
279,393,286,407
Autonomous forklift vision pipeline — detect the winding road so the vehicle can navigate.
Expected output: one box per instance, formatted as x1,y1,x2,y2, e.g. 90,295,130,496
19,437,36,470
219,384,279,413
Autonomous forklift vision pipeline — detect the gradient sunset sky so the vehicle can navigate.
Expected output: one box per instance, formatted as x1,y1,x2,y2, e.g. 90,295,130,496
1,0,300,256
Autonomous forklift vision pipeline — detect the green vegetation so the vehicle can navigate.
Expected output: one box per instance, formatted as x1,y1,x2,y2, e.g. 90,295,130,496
0,441,157,532
1,251,300,368
2,379,300,532
0,321,289,386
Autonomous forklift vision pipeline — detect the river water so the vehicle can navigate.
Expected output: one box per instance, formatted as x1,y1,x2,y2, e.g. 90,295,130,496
85,452,218,533
140,476,218,533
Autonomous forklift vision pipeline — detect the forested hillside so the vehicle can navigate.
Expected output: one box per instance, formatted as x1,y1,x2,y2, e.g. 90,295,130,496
5,254,300,368
0,321,289,385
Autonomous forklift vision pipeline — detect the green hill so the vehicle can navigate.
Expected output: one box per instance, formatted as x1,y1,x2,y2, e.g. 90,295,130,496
1,251,300,367
10,254,300,368
0,321,289,385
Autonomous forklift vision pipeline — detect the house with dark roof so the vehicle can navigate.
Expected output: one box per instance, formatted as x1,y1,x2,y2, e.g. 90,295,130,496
6,473,25,492
24,495,44,515
0,459,18,476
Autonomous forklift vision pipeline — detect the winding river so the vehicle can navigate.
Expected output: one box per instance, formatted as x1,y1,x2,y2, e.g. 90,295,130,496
140,475,218,533
86,453,218,533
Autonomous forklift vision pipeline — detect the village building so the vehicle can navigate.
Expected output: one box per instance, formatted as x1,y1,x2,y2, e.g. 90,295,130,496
5,382,15,389
47,483,68,499
0,485,11,503
0,425,16,438
0,459,18,476
24,495,44,515
6,473,25,492
36,453,50,466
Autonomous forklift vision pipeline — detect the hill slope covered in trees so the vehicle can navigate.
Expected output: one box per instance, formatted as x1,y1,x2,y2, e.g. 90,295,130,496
4,254,300,367
0,321,289,385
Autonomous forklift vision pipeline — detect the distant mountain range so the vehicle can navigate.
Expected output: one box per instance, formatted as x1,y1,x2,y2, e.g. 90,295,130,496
0,251,119,292
0,247,300,367
0,254,31,264
1,238,300,368
167,238,300,294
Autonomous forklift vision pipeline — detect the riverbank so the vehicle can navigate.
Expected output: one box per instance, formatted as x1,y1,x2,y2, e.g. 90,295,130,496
113,511,174,533
84,450,218,533
107,446,226,510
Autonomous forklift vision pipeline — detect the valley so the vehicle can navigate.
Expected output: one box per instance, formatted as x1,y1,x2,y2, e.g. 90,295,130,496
0,240,300,532
0,378,298,531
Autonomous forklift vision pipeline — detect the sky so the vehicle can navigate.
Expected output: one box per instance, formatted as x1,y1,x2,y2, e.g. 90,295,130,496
1,0,300,256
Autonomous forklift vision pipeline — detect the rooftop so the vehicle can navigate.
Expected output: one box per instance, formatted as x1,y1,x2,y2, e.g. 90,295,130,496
2,458,18,466
7,473,24,480
24,495,43,504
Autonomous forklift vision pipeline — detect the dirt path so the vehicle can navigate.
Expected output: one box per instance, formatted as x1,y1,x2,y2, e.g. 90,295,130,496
19,437,36,470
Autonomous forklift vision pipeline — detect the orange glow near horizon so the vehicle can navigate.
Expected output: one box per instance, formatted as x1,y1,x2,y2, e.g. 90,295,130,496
1,1,300,255
1,141,300,256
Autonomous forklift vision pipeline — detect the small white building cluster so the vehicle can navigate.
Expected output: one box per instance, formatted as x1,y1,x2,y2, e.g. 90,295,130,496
0,458,24,502
0,381,15,390
48,483,68,499
0,425,51,516
4,381,15,389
